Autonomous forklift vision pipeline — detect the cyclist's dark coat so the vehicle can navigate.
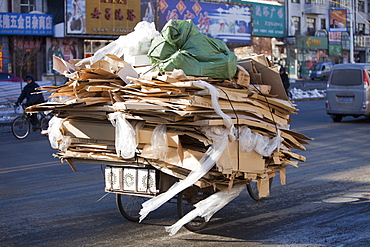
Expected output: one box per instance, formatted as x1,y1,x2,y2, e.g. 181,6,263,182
17,74,45,106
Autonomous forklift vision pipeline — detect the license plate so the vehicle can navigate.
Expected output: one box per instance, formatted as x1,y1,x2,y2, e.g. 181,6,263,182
338,97,353,102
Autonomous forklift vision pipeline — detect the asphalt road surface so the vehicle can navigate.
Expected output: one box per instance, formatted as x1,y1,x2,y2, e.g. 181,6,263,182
0,99,369,246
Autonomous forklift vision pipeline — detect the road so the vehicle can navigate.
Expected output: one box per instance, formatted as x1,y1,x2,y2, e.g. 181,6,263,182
0,99,369,246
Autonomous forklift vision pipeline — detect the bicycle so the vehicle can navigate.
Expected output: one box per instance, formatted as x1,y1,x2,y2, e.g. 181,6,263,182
11,104,53,139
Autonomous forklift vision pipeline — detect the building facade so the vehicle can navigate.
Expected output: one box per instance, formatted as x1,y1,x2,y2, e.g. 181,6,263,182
1,0,370,82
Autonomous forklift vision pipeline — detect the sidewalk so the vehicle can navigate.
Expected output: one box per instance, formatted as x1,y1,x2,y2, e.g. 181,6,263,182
290,78,327,90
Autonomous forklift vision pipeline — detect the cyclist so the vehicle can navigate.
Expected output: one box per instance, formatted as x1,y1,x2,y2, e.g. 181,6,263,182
16,74,45,131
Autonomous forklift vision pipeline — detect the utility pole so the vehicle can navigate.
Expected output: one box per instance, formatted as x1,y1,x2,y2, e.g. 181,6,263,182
349,0,354,63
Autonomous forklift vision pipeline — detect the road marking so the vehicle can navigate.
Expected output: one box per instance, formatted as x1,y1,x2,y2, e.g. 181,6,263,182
0,161,64,174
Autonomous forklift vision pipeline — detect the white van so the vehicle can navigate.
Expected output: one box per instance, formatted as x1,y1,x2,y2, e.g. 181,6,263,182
326,63,370,122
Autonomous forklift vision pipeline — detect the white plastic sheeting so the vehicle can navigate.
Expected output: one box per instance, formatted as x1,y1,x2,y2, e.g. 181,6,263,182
239,126,282,157
108,112,137,159
139,127,230,222
47,116,64,149
165,184,246,236
193,80,236,141
151,124,168,160
76,21,159,66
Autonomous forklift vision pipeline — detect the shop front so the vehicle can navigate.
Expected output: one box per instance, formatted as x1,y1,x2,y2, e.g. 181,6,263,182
288,36,329,79
0,12,53,81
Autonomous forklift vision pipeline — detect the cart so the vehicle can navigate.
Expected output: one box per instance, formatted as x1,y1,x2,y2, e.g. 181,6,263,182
100,157,274,232
103,161,217,231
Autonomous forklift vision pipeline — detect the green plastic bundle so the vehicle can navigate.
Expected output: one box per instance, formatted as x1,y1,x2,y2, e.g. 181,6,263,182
148,20,237,79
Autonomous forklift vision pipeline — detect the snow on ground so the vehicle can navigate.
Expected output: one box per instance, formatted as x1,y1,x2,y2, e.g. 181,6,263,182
290,88,326,100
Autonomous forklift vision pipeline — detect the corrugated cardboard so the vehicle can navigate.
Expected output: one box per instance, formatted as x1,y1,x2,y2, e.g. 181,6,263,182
217,140,265,174
260,66,288,100
63,120,115,141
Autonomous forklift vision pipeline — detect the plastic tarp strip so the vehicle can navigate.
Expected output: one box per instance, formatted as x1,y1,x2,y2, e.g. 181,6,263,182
165,184,245,236
139,128,229,222
193,80,236,141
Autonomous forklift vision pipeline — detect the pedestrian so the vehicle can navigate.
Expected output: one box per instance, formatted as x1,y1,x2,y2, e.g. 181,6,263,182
298,63,302,79
279,67,292,98
16,74,45,131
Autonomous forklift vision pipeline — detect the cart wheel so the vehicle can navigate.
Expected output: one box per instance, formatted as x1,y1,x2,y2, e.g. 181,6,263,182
12,116,30,139
177,186,216,231
247,177,273,201
116,194,149,222
40,114,52,131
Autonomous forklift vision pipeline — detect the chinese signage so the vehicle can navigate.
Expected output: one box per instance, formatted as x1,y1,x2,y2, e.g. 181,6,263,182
66,0,140,36
329,9,347,32
354,35,370,47
232,0,285,37
0,13,53,36
250,2,284,37
0,37,10,73
297,36,328,49
157,0,252,44
341,33,350,50
329,31,341,45
329,44,341,56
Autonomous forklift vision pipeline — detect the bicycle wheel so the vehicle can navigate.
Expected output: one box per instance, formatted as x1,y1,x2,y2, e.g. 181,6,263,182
40,114,51,131
177,186,216,231
12,116,30,139
116,193,150,222
247,177,273,201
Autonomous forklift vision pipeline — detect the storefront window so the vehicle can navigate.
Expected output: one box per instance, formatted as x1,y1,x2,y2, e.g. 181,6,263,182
307,17,316,36
20,0,35,13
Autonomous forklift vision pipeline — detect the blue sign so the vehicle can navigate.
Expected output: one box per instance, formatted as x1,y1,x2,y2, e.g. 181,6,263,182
0,13,54,36
158,0,252,44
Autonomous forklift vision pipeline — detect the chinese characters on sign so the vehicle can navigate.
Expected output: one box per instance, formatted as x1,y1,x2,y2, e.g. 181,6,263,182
251,2,284,37
0,13,53,36
158,0,252,44
66,0,140,35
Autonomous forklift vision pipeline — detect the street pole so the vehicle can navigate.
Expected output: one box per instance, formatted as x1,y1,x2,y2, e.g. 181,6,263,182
349,0,354,63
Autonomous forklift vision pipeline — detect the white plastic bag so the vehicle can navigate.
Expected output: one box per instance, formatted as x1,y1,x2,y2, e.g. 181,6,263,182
15,105,24,114
76,21,159,66
254,130,282,157
109,112,137,159
239,126,257,152
151,124,168,160
47,116,64,149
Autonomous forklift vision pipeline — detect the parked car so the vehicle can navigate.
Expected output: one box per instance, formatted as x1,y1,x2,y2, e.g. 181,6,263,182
309,62,333,80
0,72,22,82
325,63,370,122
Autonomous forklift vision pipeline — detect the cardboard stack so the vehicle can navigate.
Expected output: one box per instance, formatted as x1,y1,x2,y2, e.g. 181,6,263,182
29,53,311,195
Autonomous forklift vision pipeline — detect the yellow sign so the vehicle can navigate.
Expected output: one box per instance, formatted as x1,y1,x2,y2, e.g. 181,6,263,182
85,0,140,35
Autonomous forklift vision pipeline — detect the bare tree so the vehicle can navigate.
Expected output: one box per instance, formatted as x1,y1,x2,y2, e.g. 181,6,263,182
10,36,42,90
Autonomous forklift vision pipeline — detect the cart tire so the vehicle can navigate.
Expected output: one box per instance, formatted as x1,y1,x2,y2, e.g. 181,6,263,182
177,186,216,232
116,193,149,222
12,116,30,139
40,114,51,131
247,177,273,201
